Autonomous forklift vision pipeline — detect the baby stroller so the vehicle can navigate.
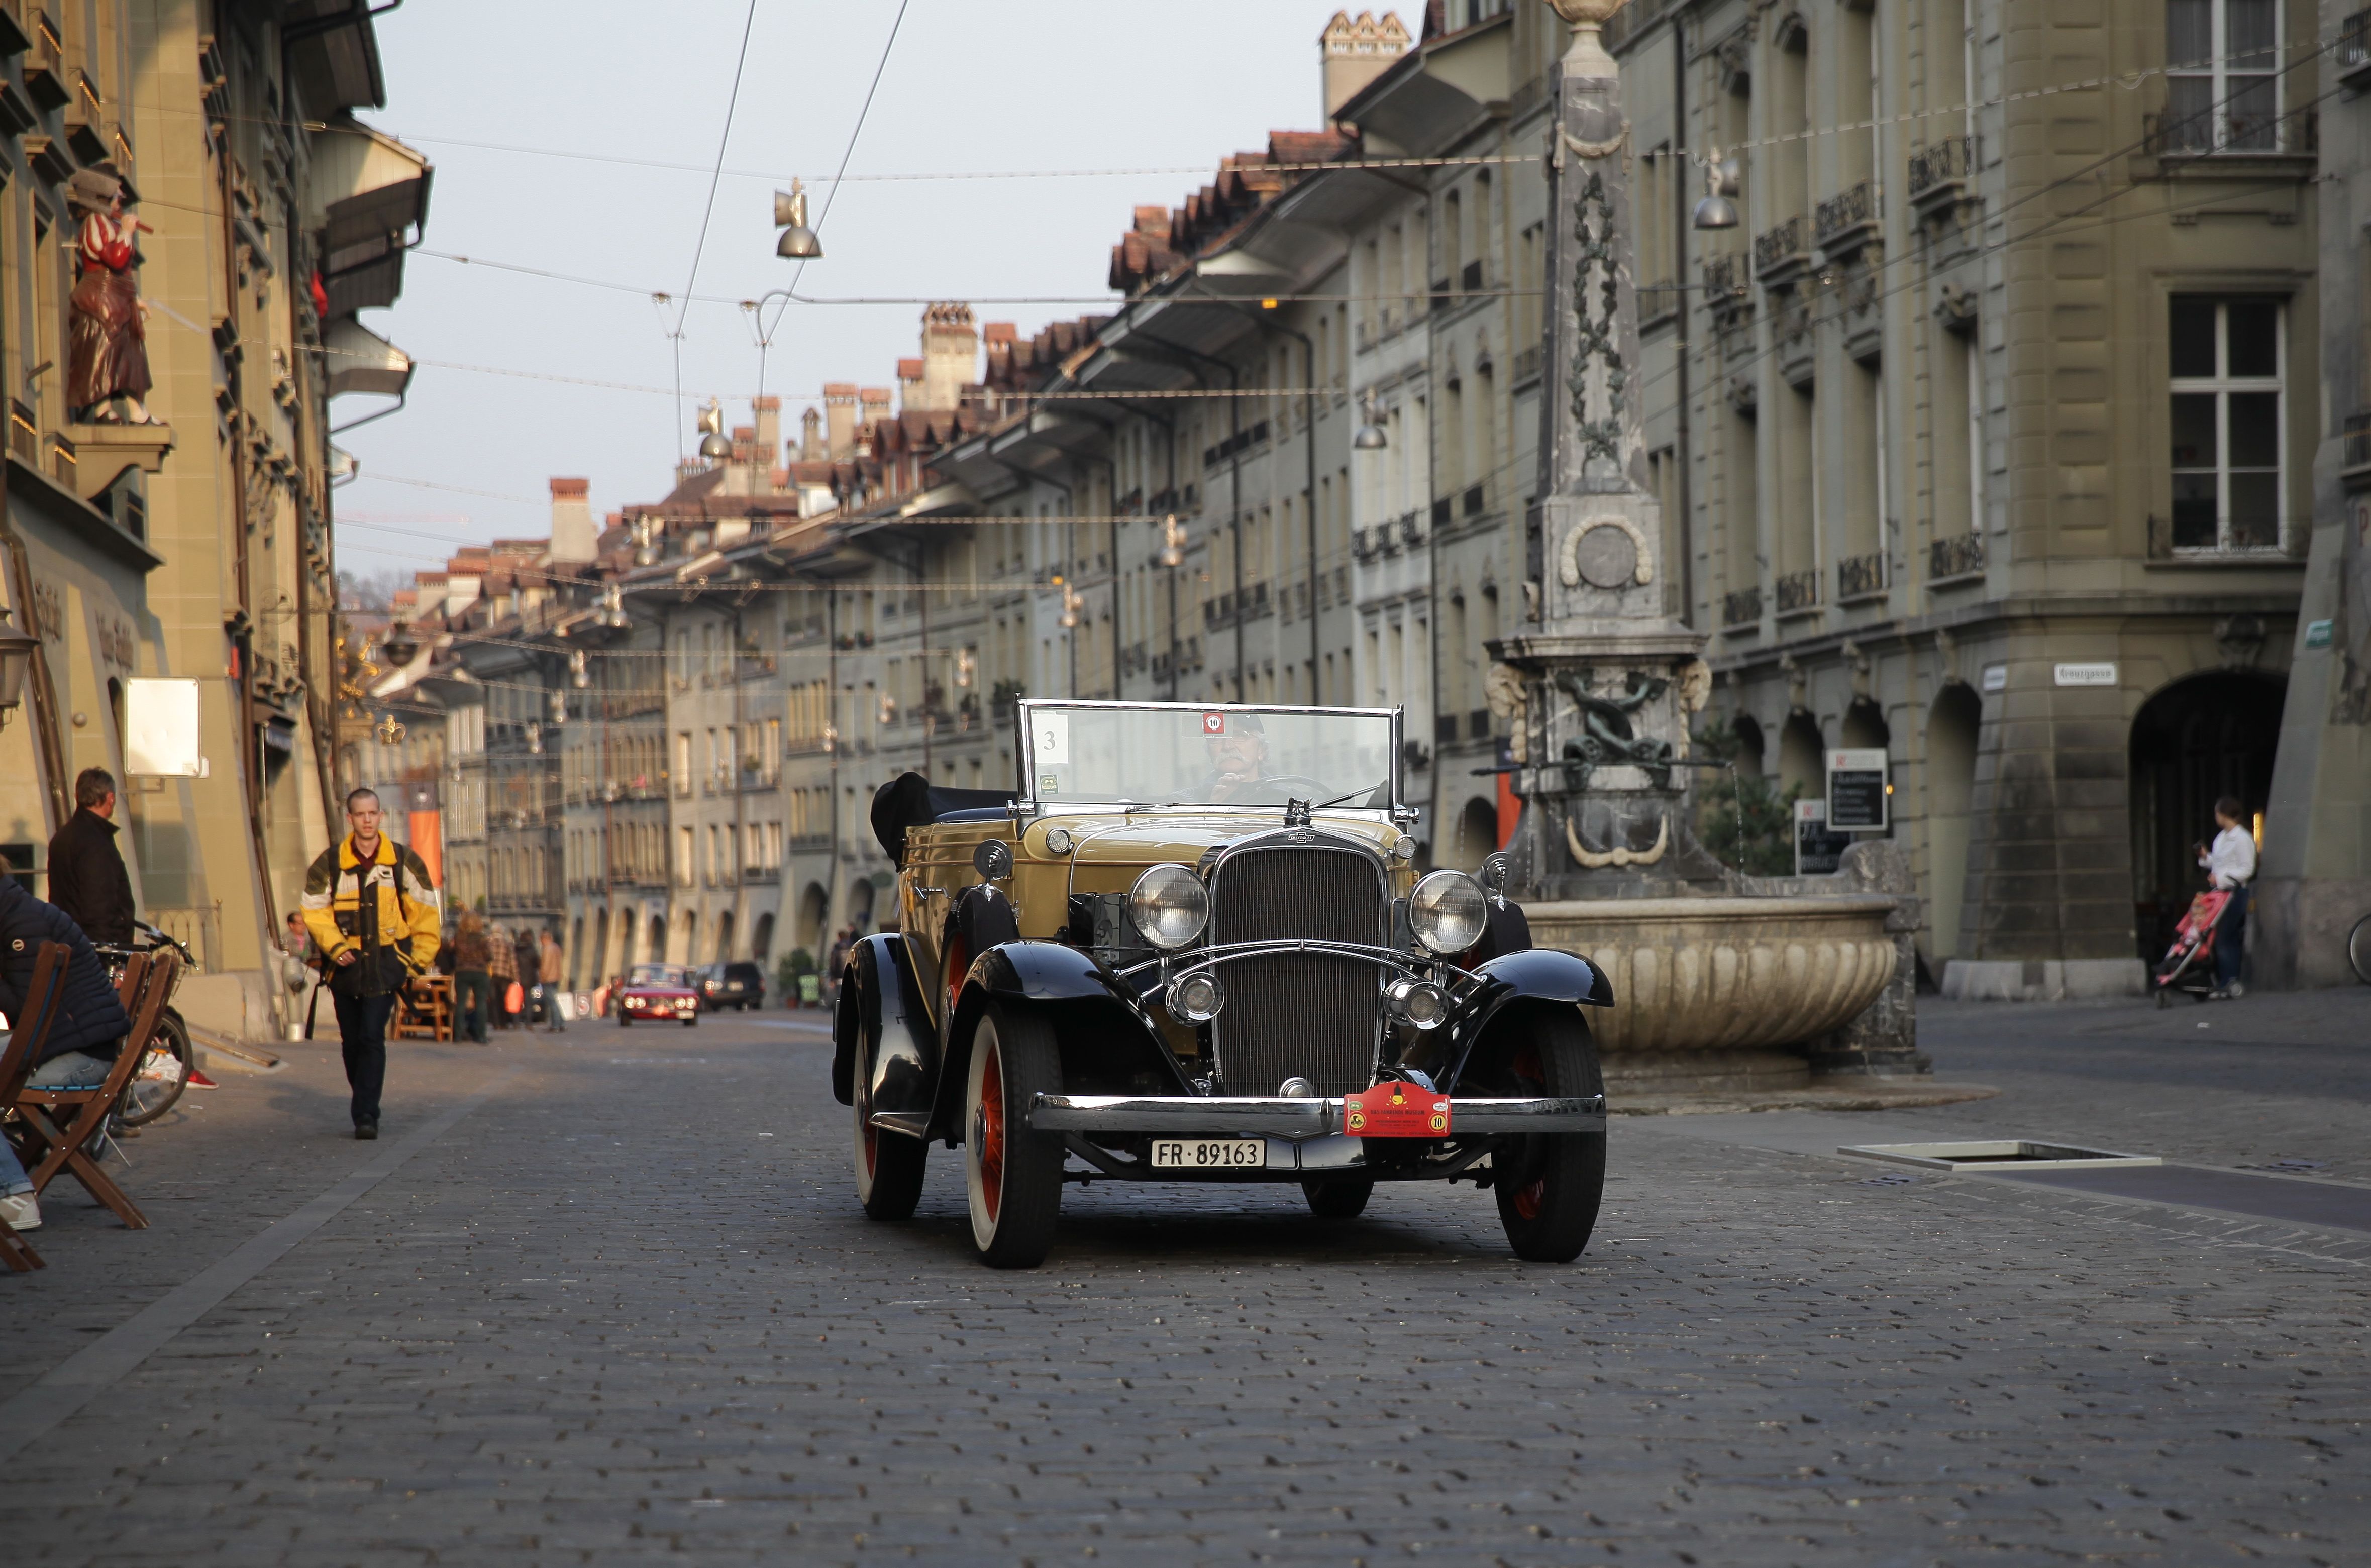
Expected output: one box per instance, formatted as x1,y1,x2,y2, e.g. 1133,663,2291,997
2153,888,2231,1007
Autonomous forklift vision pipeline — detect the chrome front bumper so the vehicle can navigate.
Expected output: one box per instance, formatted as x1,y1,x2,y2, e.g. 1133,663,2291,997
1026,1093,1607,1137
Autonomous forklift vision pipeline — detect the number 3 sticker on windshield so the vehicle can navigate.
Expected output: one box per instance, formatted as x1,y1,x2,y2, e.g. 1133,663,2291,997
1033,711,1069,764
1202,712,1224,735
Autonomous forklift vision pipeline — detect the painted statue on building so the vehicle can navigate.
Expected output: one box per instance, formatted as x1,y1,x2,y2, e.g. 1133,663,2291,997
65,166,158,426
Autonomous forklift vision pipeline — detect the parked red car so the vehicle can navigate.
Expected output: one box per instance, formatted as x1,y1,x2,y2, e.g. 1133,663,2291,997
615,963,699,1027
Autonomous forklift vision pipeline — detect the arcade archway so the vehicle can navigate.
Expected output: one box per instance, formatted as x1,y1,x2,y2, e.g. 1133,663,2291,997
2128,670,2283,960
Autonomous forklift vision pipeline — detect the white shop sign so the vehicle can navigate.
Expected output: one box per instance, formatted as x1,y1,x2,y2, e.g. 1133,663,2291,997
1825,748,1891,832
2052,662,2118,688
1980,664,2007,693
123,678,212,777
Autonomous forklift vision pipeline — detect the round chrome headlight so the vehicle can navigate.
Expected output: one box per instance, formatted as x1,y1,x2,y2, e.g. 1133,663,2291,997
1129,863,1210,950
1408,869,1488,955
1165,970,1225,1025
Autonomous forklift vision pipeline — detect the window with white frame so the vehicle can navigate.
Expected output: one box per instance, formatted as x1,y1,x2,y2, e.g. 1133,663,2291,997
2168,295,2284,552
2164,0,2279,152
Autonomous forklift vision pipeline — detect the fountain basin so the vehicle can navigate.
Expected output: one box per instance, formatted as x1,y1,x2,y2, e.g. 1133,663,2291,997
1521,895,1900,1095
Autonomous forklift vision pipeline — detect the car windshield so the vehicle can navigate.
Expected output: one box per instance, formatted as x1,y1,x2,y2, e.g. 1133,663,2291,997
1018,703,1396,809
630,964,688,987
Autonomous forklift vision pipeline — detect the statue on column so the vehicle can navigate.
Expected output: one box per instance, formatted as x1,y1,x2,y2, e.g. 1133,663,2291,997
65,165,160,426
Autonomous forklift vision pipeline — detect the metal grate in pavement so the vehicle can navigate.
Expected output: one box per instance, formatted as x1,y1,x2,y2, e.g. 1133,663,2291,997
1838,1140,2160,1172
1980,1164,2371,1235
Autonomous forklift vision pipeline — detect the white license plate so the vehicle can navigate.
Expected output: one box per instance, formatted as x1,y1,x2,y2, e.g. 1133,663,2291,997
1150,1138,1265,1170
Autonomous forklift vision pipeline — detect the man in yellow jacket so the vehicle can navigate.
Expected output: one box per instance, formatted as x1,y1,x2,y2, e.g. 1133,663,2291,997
301,788,442,1139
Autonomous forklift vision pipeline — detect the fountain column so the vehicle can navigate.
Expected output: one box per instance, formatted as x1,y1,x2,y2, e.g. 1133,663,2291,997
1494,0,1726,900
1487,3,1926,1100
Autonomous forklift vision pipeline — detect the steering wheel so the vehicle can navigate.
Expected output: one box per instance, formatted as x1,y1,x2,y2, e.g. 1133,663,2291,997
1218,773,1336,804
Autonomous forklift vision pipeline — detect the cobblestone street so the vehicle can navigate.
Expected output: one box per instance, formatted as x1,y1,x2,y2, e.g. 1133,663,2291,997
4,992,2366,1566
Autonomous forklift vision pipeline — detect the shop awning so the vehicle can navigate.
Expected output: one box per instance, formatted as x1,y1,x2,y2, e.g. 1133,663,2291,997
325,318,413,400
307,117,432,316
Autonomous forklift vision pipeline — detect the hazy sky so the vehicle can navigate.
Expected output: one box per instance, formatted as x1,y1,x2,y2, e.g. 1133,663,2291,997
338,0,1393,579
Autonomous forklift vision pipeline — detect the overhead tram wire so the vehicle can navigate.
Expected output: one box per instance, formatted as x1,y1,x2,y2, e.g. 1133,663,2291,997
667,0,763,458
338,38,2348,615
253,37,2316,186
763,0,911,355
1626,44,2350,414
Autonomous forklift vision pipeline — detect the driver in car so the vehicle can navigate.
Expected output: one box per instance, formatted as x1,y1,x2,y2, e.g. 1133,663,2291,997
1204,714,1271,801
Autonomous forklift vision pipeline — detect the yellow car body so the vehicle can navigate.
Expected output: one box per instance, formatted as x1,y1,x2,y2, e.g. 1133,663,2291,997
829,700,1612,1269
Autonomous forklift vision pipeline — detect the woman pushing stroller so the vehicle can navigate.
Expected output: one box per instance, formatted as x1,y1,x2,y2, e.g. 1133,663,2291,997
2194,795,2256,1000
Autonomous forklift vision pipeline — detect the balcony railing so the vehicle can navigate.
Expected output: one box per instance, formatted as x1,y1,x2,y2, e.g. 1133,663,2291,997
2345,11,2371,84
1907,135,1976,202
1835,550,1886,601
2142,105,2316,158
1721,586,1762,628
1813,181,1878,253
1774,567,1822,615
1928,531,1986,581
1753,216,1805,279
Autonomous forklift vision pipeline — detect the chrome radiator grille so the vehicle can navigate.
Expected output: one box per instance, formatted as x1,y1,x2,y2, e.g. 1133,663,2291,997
1209,845,1387,1097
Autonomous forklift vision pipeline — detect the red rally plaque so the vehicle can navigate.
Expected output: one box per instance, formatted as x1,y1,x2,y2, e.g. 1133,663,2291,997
1343,1080,1451,1138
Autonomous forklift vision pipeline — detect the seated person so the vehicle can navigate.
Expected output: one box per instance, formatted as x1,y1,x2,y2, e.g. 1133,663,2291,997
1203,714,1272,802
2,1139,35,1231
0,871,132,1092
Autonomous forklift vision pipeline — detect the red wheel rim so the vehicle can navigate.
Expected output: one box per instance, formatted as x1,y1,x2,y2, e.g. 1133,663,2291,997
978,1042,1006,1222
945,935,969,1012
1513,1176,1545,1220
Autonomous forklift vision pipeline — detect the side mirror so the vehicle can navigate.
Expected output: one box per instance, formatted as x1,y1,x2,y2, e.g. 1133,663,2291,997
1478,850,1513,900
972,839,1014,882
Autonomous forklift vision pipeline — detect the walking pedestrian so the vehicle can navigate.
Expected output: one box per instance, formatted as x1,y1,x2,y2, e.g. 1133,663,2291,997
514,925,541,1020
486,923,519,1028
2195,795,2257,1000
452,911,492,1043
825,925,854,1005
46,767,135,948
539,928,567,1032
300,789,441,1138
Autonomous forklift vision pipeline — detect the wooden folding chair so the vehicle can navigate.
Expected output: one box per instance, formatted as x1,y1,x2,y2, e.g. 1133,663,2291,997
15,948,179,1230
0,940,73,1273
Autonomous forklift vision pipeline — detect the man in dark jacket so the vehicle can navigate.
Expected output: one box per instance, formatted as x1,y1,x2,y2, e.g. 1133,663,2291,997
46,767,135,948
0,873,132,1088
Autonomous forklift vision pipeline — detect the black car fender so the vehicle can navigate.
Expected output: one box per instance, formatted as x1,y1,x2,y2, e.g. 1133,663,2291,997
1437,947,1610,1094
830,934,936,1115
930,940,1188,1144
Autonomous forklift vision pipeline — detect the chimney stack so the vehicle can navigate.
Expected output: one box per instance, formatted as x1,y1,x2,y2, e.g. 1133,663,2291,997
917,302,979,413
752,395,781,462
548,477,597,563
823,383,859,460
1320,11,1410,122
800,406,823,462
897,357,927,415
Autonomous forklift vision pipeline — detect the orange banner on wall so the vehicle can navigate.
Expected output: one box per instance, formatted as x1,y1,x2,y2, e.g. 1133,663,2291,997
407,810,443,891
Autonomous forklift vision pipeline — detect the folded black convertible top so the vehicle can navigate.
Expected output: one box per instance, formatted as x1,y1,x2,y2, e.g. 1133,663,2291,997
869,771,1016,862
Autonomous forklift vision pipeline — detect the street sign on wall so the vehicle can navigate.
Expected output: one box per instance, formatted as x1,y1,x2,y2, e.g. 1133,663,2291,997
1826,748,1890,831
1795,799,1852,876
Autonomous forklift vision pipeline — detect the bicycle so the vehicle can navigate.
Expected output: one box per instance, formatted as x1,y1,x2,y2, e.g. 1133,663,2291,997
2351,912,2371,986
98,921,197,1128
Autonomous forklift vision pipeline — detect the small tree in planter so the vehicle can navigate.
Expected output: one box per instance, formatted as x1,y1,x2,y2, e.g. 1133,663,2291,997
778,947,818,1007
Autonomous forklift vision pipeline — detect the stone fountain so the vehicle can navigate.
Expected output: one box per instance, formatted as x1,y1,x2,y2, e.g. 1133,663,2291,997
1489,0,1910,1101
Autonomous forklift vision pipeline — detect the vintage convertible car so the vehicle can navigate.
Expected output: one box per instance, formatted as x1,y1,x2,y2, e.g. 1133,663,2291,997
831,700,1610,1269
